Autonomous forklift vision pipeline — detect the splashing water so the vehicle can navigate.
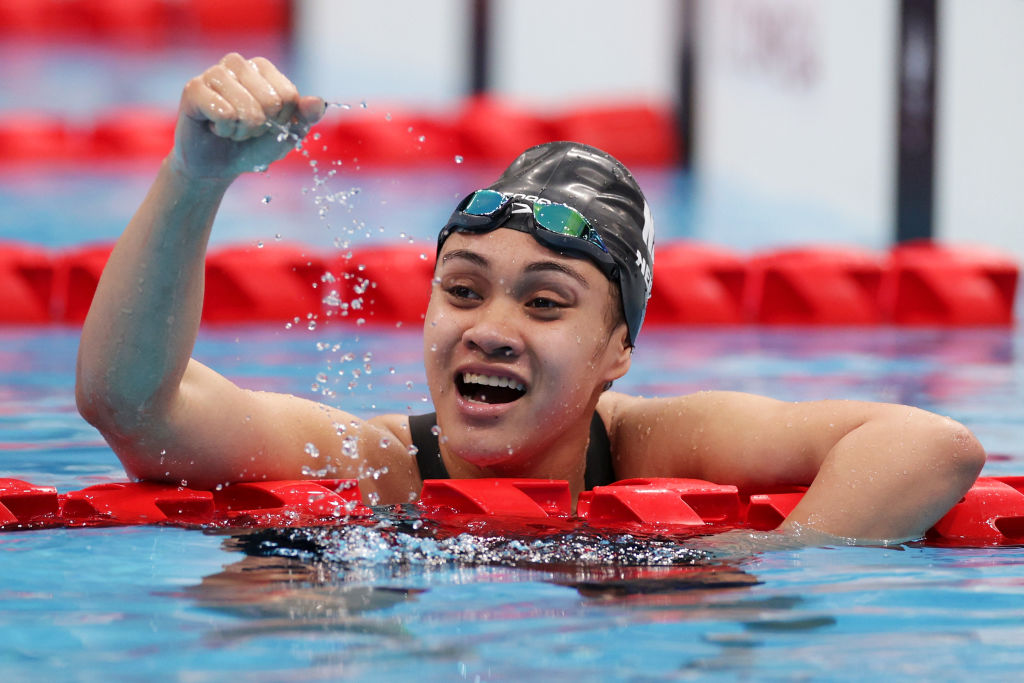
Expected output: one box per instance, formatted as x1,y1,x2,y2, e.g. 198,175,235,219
238,508,712,575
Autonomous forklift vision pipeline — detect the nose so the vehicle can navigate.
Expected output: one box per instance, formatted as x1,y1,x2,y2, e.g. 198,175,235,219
463,300,524,358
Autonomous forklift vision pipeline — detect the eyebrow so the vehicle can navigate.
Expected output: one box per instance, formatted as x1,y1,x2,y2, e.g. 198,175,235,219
523,261,590,288
440,249,488,268
440,249,590,288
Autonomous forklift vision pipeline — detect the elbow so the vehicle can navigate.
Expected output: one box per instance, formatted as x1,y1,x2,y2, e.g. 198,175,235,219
930,417,986,499
75,364,149,439
954,425,987,485
75,365,104,430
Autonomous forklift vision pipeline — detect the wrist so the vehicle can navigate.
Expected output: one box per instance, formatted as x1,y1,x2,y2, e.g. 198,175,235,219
162,155,236,196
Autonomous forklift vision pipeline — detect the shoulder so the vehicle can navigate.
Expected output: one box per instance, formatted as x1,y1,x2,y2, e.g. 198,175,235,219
595,390,708,478
595,390,794,480
367,413,417,451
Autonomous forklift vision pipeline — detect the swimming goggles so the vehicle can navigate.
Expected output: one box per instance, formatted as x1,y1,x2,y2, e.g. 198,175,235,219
439,189,618,279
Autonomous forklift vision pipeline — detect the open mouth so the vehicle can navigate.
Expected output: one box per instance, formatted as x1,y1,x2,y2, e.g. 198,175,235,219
456,372,527,405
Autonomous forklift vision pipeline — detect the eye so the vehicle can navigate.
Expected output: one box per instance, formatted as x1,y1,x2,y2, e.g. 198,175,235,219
526,296,566,310
445,284,481,302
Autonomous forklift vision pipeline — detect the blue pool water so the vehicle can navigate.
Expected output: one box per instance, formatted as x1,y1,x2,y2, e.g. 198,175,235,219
2,163,1024,680
2,323,1024,680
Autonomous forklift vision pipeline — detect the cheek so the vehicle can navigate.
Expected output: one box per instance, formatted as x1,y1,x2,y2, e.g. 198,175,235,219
422,297,460,371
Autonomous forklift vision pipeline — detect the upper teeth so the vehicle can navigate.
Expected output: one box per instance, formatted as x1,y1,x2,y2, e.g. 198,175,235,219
463,372,525,392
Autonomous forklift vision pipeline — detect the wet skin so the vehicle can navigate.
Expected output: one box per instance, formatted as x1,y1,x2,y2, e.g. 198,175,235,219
421,229,632,483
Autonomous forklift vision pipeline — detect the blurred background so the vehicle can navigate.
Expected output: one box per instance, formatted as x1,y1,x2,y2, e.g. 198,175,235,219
0,0,1021,303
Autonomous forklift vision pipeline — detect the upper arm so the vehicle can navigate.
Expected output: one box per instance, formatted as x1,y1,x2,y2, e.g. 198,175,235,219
603,389,985,539
97,358,420,503
604,389,980,489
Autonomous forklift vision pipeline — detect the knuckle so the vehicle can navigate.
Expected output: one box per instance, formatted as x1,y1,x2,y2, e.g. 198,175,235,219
237,105,267,129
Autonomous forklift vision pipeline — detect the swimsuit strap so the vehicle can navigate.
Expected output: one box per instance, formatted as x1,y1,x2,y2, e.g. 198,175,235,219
584,410,615,489
408,412,615,488
409,412,449,479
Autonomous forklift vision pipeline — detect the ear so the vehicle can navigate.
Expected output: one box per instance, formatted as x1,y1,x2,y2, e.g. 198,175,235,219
602,323,633,383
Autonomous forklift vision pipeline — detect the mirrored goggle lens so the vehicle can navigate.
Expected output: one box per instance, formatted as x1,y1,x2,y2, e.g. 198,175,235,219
533,203,588,237
534,203,609,252
462,189,506,215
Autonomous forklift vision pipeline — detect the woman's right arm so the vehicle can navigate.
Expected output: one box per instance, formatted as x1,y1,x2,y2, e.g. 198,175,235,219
75,54,419,499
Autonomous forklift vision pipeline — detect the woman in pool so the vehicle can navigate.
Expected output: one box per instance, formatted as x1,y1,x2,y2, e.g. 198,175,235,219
75,53,985,543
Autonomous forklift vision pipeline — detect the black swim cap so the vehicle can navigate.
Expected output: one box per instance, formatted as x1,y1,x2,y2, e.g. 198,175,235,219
439,141,654,345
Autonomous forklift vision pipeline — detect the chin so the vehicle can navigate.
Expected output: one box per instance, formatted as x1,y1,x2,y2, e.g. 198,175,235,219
445,435,528,469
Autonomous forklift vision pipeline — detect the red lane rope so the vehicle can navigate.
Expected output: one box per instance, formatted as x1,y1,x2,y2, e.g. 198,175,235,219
0,101,680,167
0,240,1016,326
2,475,1022,546
0,0,290,42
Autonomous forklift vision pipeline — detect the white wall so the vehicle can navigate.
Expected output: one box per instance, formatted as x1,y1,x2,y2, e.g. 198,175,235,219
937,0,1024,263
294,0,469,109
489,0,679,109
693,0,898,249
295,0,679,111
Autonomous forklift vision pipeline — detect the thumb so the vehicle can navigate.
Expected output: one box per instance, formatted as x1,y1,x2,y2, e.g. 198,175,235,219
298,95,327,127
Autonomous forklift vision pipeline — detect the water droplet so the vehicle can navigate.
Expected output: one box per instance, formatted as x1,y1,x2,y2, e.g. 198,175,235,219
454,154,464,164
307,320,317,331
256,240,264,248
304,442,320,459
262,195,272,204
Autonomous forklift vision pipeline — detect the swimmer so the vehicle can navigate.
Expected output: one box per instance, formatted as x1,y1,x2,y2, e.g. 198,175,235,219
75,53,986,543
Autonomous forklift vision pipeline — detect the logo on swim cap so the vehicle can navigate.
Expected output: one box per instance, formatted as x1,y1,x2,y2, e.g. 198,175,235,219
638,201,655,297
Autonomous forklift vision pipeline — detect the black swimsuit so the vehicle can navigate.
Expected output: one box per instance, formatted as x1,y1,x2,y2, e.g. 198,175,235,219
408,412,615,489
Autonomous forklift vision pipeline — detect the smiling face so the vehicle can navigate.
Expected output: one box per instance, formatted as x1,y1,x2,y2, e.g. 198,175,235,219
423,229,632,476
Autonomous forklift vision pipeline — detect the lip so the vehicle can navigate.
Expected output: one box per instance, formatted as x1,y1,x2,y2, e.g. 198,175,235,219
452,364,529,419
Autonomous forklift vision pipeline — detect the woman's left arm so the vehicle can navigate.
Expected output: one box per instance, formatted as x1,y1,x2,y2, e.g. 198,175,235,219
603,391,986,542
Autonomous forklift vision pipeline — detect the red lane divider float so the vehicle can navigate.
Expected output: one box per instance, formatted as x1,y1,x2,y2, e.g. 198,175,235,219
0,240,1015,326
3,475,1023,546
745,247,885,325
0,99,680,168
882,242,1019,326
0,478,369,530
0,0,290,42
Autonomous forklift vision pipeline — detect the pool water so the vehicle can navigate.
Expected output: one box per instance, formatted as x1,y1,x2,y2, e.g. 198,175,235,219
2,320,1024,680
3,154,1024,679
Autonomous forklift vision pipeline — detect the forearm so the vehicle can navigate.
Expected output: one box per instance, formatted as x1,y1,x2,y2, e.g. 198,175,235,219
76,158,232,431
782,410,986,541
